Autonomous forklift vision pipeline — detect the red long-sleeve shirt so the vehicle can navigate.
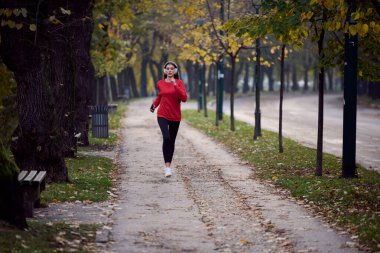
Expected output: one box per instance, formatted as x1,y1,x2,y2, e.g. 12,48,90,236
152,79,188,121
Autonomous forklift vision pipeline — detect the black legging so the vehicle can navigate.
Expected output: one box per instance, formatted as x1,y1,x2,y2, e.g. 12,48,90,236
157,117,180,163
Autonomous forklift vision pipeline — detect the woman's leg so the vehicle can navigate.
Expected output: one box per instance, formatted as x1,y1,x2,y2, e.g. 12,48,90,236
157,117,171,167
168,120,180,163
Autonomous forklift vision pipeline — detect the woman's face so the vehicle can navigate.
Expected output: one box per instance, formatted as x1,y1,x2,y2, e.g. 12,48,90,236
165,64,176,77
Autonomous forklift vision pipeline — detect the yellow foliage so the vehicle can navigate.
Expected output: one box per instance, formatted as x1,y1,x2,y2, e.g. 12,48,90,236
348,25,358,36
111,17,118,26
4,9,12,18
29,24,36,31
323,0,334,10
108,29,114,38
120,24,130,31
359,23,369,36
335,21,341,30
351,12,360,21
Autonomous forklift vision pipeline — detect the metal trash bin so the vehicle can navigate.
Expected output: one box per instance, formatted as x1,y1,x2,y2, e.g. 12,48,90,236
90,105,109,138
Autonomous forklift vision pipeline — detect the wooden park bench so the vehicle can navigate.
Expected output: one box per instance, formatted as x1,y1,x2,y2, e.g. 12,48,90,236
18,170,47,218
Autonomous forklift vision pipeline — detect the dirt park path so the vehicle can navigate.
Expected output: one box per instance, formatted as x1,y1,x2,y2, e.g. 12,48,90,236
107,98,362,253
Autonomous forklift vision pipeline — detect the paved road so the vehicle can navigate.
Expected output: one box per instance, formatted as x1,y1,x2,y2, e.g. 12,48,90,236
219,93,380,173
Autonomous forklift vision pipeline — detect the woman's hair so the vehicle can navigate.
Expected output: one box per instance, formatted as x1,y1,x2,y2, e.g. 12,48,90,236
163,61,180,79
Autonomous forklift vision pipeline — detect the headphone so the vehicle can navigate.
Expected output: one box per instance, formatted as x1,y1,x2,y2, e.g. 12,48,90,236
163,61,178,74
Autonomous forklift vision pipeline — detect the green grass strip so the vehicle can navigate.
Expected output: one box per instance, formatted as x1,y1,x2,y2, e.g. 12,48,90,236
183,109,380,252
41,154,113,203
0,221,97,252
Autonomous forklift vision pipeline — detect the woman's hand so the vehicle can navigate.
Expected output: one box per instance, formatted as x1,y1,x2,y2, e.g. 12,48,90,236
150,104,155,113
171,78,177,86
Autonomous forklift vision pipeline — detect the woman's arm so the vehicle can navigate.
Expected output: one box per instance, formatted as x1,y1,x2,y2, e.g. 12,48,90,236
151,82,161,112
152,82,162,107
174,80,188,102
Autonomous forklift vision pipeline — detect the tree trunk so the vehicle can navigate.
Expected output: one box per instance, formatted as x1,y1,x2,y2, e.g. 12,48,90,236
316,28,325,176
149,60,158,94
0,0,68,183
139,39,149,97
185,61,196,99
224,66,231,93
251,63,255,93
285,64,290,92
230,56,236,131
266,66,275,91
110,75,118,100
97,76,108,105
368,82,380,99
201,63,208,117
313,66,318,92
304,67,309,91
291,64,299,91
70,0,95,148
243,61,250,93
47,0,80,158
327,68,334,91
127,66,139,98
279,45,286,153
235,58,244,92
117,70,125,97
207,64,215,96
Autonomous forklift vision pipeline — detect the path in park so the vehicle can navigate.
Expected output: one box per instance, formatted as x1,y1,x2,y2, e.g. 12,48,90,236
221,93,380,173
108,98,361,253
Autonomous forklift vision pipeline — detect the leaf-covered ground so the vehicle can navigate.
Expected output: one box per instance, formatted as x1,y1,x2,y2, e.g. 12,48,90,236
0,221,98,252
183,109,380,252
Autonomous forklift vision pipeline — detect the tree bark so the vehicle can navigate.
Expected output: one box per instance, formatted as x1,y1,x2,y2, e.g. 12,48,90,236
224,65,231,93
291,64,299,91
230,56,236,131
70,0,95,148
127,66,139,98
243,61,250,93
139,39,149,97
279,44,286,153
266,66,275,91
207,64,215,96
0,0,68,183
110,75,118,100
316,27,325,176
327,68,334,91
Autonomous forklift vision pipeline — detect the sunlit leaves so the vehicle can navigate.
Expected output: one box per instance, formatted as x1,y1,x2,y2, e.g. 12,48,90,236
29,23,36,31
60,7,71,15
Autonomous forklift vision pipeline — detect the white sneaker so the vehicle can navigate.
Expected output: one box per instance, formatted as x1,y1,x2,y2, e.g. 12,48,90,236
165,168,172,178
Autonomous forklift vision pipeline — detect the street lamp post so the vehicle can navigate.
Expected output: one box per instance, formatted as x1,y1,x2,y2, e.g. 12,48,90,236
342,0,358,178
252,0,262,140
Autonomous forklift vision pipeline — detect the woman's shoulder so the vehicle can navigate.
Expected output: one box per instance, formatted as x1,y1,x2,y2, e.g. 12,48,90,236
156,79,164,86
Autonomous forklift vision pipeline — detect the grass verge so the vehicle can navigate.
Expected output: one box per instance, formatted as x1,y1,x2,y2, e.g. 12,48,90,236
0,221,97,252
41,154,114,203
183,109,380,252
42,101,127,202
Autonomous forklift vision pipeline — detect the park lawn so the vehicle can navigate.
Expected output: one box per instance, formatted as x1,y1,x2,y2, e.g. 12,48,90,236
41,154,114,203
42,101,127,202
0,220,97,252
183,109,380,252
